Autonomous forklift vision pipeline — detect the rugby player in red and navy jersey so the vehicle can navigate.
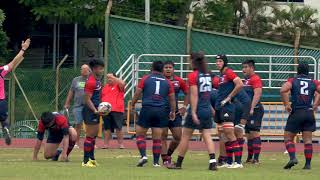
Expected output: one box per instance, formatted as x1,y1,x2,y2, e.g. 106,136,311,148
280,62,320,170
215,55,244,168
82,59,105,167
0,38,30,145
33,112,77,162
242,60,264,164
161,61,189,166
132,61,176,167
168,52,217,171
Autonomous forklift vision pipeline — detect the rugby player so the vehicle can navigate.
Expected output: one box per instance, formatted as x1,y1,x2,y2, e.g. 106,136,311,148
215,55,244,168
33,112,77,161
242,60,264,164
0,38,30,145
168,52,217,171
132,61,176,167
280,62,320,170
82,59,105,167
161,61,188,166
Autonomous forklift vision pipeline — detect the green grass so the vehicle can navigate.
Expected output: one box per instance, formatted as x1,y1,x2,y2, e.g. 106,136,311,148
0,148,319,180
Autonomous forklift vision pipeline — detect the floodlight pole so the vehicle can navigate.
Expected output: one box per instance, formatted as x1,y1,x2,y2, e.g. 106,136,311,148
145,0,150,22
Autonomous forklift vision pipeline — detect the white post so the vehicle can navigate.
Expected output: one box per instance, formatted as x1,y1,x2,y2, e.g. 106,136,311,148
180,56,183,78
145,0,150,22
53,22,57,70
73,23,78,69
269,57,272,88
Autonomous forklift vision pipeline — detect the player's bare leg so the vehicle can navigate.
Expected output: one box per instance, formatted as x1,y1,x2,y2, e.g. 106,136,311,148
74,124,82,147
103,129,112,149
202,129,217,171
302,131,313,170
116,128,124,149
83,124,99,166
151,128,163,167
161,127,169,164
168,128,193,169
44,143,60,160
284,131,298,169
166,127,182,163
136,125,148,167
217,126,227,167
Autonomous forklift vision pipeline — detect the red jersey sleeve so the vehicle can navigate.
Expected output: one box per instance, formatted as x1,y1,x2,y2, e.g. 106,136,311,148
287,78,294,84
138,75,148,89
168,80,175,95
251,75,263,89
36,121,45,140
188,72,198,86
313,80,320,89
212,76,220,89
225,68,238,81
56,115,69,136
177,76,188,94
84,76,96,96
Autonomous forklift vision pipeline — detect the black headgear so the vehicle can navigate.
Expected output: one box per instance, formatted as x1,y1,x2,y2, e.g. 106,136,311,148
216,54,228,69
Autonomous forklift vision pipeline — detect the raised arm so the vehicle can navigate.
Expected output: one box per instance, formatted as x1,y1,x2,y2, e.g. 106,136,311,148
8,39,31,70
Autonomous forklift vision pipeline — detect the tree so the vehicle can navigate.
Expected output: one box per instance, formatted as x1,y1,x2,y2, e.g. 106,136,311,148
0,9,9,63
270,3,318,44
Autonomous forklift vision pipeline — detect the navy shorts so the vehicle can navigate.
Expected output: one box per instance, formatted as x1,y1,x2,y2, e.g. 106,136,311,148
285,109,316,133
103,112,124,132
137,106,169,128
214,104,235,124
234,101,250,125
0,100,8,121
83,106,100,125
184,108,212,130
47,131,64,144
168,114,182,128
245,104,264,133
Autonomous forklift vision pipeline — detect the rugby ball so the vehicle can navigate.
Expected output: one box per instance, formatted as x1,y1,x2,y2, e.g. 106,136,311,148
98,102,112,115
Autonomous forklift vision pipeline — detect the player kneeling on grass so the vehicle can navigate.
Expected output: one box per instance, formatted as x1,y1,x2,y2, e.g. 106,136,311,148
33,112,77,162
132,61,176,167
167,52,217,171
280,62,320,170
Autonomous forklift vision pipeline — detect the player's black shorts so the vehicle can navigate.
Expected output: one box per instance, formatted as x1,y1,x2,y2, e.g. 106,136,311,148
214,104,235,124
47,131,64,144
137,106,169,128
103,112,124,132
285,109,316,133
184,108,212,130
245,104,264,133
83,106,100,125
0,100,8,121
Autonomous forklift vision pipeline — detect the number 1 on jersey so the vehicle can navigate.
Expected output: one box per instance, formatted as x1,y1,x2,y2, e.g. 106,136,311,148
155,81,160,95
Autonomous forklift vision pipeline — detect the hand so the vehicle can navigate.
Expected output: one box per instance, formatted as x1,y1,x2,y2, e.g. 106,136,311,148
250,108,254,115
178,106,187,116
235,124,245,134
32,156,38,161
313,104,318,112
169,111,176,121
94,109,99,115
64,104,70,110
21,38,31,50
106,73,115,80
211,109,216,117
221,96,231,107
59,153,68,162
285,105,292,113
192,112,200,125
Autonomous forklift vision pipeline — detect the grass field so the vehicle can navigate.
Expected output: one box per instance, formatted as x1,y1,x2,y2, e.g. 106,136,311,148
0,148,319,180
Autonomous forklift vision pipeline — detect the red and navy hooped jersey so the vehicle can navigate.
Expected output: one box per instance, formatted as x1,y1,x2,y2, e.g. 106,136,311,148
37,113,69,140
168,75,188,109
188,71,212,109
288,75,320,111
138,72,174,107
215,68,238,109
243,74,263,104
84,74,102,107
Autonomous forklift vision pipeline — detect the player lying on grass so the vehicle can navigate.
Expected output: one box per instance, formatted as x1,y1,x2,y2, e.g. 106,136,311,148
168,52,217,171
161,61,188,166
33,112,77,162
132,61,176,167
280,62,320,170
0,38,30,145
